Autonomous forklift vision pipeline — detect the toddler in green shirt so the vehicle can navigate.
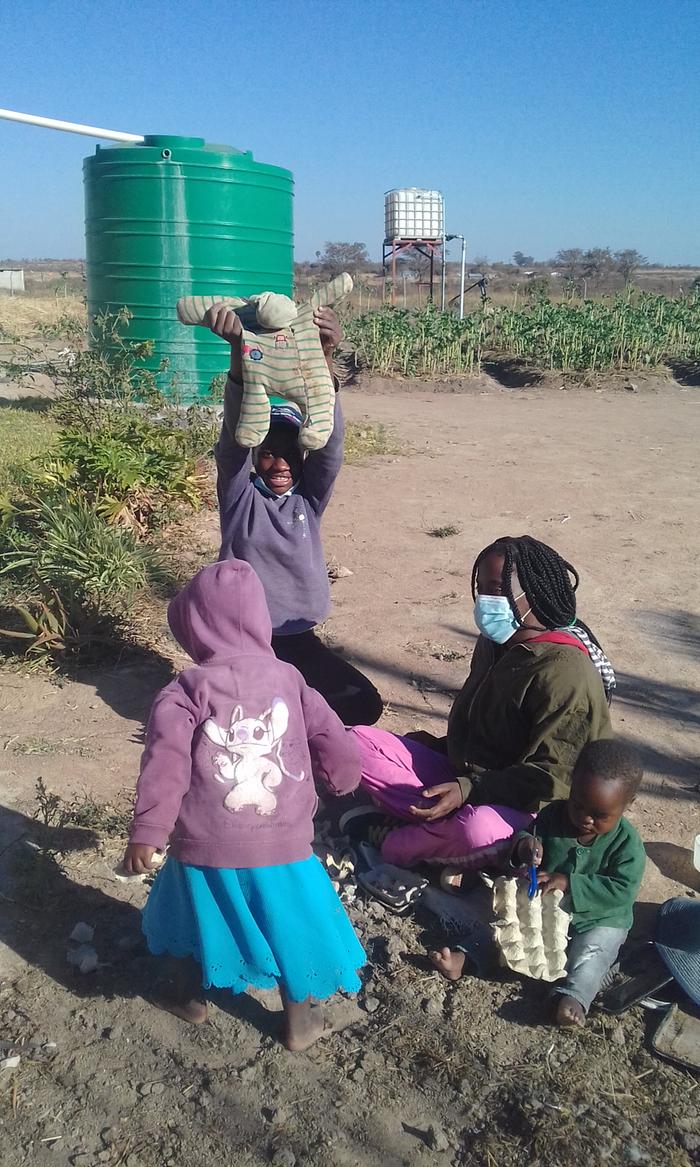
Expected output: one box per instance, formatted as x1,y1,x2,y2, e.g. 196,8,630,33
514,739,645,1025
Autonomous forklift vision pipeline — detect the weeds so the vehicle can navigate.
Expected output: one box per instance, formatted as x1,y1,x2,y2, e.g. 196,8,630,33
344,421,400,464
0,310,217,662
35,312,86,343
0,490,164,656
0,408,56,491
427,524,461,538
13,779,130,902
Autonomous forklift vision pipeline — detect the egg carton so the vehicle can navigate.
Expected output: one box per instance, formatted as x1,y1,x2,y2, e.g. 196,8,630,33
489,875,570,982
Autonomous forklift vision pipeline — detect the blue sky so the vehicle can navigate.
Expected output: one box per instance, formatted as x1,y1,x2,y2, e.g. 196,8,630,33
2,0,699,264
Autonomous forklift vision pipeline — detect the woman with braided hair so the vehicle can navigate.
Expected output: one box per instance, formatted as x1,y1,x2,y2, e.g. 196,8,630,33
340,536,615,878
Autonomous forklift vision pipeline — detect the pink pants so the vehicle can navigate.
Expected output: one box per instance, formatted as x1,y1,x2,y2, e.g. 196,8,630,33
353,726,534,870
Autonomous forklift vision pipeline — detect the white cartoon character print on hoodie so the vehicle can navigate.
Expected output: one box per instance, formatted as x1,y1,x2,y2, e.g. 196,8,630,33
203,697,305,816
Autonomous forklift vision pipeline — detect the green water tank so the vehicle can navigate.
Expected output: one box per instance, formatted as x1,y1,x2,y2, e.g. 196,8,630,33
83,135,294,401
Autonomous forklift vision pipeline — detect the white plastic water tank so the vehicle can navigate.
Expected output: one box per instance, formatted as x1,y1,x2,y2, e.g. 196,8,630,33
384,189,444,241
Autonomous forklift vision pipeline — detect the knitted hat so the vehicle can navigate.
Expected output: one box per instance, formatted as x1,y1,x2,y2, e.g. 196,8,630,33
269,396,302,430
655,897,700,1006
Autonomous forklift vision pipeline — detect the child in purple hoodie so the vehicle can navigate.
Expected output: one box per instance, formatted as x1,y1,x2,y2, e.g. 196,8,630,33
122,559,365,1051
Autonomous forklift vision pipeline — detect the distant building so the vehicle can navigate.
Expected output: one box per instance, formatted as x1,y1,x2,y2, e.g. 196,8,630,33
0,268,25,293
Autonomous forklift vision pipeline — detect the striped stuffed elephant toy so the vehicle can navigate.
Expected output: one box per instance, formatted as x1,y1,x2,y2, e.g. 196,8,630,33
176,273,353,450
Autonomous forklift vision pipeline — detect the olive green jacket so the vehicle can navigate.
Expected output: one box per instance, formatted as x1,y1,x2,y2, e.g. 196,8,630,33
446,637,612,812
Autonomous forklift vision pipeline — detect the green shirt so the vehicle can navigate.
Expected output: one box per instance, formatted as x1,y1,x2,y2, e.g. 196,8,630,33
531,800,646,934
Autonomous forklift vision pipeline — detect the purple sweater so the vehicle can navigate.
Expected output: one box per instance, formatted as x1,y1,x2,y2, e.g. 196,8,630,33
129,560,360,869
215,378,344,635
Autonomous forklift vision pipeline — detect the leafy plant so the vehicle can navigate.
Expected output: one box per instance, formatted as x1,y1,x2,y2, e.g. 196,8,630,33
0,489,164,656
28,417,207,535
346,304,487,376
346,289,700,376
35,311,86,342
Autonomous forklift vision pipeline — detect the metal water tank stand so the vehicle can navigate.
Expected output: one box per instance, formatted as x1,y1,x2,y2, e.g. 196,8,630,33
382,237,444,307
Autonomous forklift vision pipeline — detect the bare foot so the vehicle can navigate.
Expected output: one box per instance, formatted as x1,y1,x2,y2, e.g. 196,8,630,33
283,1003,326,1052
152,992,208,1025
554,994,585,1027
429,946,466,981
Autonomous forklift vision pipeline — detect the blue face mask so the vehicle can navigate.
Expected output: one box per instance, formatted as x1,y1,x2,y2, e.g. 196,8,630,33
474,592,529,644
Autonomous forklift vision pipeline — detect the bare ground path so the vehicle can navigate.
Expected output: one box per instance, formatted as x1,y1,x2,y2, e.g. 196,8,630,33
0,374,698,1166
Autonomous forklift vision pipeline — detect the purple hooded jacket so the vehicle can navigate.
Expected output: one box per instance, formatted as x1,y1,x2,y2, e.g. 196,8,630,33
129,560,360,869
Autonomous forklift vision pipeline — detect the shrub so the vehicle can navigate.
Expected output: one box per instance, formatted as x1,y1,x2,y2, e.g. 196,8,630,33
29,416,206,535
0,488,164,656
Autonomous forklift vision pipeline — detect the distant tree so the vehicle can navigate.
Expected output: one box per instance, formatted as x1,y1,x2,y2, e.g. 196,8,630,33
315,241,369,276
524,274,551,301
471,254,489,270
581,248,614,285
614,249,647,284
513,251,535,268
554,248,584,279
396,245,432,283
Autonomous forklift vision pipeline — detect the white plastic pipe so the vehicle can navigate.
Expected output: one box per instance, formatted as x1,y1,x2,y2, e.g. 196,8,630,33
0,107,143,143
458,235,467,319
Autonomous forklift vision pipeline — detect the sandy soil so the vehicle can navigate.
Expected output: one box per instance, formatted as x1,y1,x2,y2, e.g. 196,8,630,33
0,372,698,1166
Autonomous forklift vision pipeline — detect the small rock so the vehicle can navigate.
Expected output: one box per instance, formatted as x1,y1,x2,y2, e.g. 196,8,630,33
116,933,142,953
66,944,99,974
611,1025,626,1047
625,1143,650,1164
271,1150,296,1167
363,995,381,1014
427,1124,450,1152
138,1082,152,1096
71,1156,92,1167
681,1133,700,1154
421,996,443,1017
150,1082,165,1095
69,922,95,944
239,1065,256,1083
125,1156,143,1167
0,1055,20,1071
43,1041,58,1054
101,1128,118,1146
98,1152,112,1163
351,1066,366,1083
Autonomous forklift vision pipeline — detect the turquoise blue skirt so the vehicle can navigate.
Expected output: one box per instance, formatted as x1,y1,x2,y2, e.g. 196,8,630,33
142,855,365,1003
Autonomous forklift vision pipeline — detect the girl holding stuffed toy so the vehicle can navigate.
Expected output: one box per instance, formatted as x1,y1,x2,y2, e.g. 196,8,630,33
205,304,383,728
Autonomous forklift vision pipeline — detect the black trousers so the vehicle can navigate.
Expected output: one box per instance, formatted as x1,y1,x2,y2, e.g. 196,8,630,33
271,630,383,727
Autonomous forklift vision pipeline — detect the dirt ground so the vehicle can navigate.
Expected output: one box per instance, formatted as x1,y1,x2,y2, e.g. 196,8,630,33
0,370,699,1166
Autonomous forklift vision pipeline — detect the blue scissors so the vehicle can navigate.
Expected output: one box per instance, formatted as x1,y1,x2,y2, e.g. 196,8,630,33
527,827,539,899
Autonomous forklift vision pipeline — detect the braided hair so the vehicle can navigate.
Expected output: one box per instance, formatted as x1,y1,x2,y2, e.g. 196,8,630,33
470,535,602,649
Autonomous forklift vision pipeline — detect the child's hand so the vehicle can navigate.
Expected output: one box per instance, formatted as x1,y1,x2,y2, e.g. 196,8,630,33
123,843,159,875
313,307,342,373
409,781,463,821
515,835,544,867
537,871,569,895
203,305,243,383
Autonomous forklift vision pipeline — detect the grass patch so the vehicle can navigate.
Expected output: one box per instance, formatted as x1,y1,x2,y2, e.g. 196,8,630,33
0,295,85,340
0,406,56,490
427,523,461,538
344,420,400,465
